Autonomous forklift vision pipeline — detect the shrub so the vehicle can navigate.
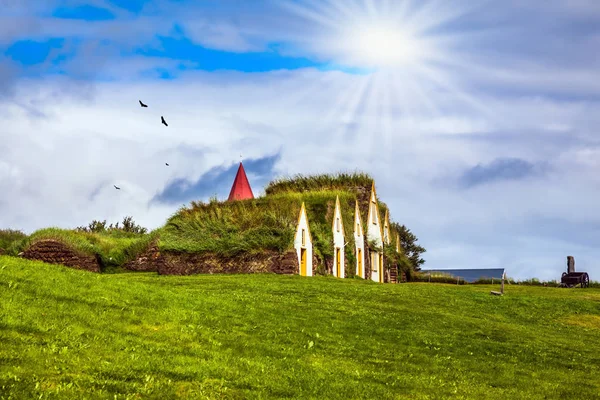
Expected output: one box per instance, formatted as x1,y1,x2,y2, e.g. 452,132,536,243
76,216,148,235
0,229,28,256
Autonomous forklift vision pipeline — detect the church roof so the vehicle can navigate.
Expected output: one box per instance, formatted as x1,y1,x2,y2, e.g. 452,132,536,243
228,162,254,201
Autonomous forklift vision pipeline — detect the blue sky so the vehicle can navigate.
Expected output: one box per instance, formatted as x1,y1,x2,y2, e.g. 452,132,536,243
1,0,600,280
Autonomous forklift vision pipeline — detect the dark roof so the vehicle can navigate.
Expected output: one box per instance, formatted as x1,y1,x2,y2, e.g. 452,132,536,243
421,268,505,283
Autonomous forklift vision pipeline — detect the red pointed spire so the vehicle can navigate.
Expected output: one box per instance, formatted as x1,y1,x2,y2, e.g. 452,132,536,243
228,162,254,201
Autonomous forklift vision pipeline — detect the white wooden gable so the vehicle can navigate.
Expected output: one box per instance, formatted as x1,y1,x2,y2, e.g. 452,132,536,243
332,196,345,278
293,202,313,276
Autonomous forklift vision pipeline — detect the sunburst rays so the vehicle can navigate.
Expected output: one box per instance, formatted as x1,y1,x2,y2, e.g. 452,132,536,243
275,0,491,158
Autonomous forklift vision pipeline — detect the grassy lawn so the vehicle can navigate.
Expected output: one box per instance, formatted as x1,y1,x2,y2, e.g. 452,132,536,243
1,256,599,399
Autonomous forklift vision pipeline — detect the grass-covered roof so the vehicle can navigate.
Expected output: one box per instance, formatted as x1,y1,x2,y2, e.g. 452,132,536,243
264,172,374,196
159,196,302,256
21,228,156,270
264,172,390,237
160,171,401,275
159,190,359,260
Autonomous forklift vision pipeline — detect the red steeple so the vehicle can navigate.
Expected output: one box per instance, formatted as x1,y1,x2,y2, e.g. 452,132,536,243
228,162,254,201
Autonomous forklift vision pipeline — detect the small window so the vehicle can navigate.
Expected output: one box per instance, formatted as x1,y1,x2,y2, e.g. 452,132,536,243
371,203,377,224
301,229,306,246
356,222,360,236
336,218,340,232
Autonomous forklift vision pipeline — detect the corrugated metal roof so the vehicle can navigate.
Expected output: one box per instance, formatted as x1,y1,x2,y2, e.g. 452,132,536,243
420,268,505,283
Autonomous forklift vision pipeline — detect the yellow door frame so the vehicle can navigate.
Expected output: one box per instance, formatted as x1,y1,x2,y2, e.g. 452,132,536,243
300,248,307,276
357,248,362,278
336,247,341,278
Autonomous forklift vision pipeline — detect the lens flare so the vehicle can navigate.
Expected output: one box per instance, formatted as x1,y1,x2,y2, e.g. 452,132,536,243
277,0,493,159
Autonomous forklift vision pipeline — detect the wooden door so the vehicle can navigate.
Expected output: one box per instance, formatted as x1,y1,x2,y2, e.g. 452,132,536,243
371,252,379,282
336,247,341,278
300,248,307,276
357,248,363,278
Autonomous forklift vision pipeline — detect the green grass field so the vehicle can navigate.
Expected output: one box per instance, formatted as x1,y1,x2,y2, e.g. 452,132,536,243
1,256,599,399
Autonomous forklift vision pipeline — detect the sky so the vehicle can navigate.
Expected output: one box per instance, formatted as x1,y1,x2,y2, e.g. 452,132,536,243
1,0,600,281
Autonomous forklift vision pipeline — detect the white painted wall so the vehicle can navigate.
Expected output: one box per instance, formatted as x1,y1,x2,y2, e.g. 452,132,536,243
354,201,365,278
332,197,345,278
367,188,384,282
371,251,380,282
294,204,313,276
383,212,391,245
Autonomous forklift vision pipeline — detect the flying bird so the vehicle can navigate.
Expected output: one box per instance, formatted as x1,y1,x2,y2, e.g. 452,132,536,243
165,163,169,166
139,100,148,107
114,185,121,190
161,116,168,126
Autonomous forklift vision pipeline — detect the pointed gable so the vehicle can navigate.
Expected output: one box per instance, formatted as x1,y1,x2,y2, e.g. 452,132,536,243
332,195,345,237
383,209,391,245
228,162,254,201
354,200,363,238
294,202,314,276
294,202,313,245
366,181,383,246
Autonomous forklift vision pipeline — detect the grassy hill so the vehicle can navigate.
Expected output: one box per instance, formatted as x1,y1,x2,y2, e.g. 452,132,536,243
1,256,599,399
1,172,410,276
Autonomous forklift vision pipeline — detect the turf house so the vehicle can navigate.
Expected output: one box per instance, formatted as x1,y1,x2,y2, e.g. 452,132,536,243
13,162,408,282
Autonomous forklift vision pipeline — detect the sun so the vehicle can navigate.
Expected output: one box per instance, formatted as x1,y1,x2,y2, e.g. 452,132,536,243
278,0,491,155
348,24,424,69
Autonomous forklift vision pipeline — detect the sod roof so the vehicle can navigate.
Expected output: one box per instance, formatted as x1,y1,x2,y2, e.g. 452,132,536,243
264,172,391,236
22,228,156,270
160,172,398,268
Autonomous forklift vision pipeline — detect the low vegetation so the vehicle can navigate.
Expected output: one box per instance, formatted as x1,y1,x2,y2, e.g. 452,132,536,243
0,229,28,256
160,196,301,256
264,172,374,196
412,273,600,288
1,257,599,399
15,217,156,271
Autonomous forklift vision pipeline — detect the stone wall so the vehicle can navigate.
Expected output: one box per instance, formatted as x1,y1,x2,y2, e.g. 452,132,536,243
21,239,101,273
157,250,299,276
123,241,162,272
364,245,373,280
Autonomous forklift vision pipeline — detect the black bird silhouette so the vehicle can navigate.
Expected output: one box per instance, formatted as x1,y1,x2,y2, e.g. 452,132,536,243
161,116,168,126
165,163,169,166
114,185,121,190
139,100,148,107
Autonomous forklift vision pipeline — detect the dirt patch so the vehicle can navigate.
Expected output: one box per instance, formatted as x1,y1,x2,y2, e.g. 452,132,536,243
124,241,162,272
157,250,299,276
21,239,101,273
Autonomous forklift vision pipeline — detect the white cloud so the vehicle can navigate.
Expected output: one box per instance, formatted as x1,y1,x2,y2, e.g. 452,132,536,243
2,67,600,282
1,0,600,281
